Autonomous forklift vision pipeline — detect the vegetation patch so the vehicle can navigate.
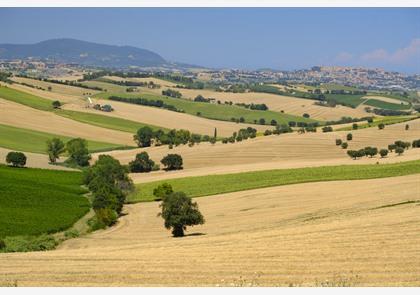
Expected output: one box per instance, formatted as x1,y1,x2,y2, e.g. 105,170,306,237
130,160,420,202
363,99,412,110
0,165,90,238
0,123,126,154
336,116,418,131
0,85,53,111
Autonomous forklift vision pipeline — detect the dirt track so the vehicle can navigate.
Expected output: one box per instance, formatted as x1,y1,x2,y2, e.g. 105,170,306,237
0,175,418,286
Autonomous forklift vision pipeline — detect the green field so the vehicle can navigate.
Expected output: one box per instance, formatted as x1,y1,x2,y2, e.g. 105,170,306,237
0,165,89,238
321,83,360,92
0,123,126,154
363,98,412,110
324,93,366,108
336,115,418,131
129,160,420,202
58,110,167,133
0,85,53,111
98,92,318,125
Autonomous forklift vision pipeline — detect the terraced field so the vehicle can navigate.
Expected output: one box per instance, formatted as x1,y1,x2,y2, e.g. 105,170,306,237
0,174,418,286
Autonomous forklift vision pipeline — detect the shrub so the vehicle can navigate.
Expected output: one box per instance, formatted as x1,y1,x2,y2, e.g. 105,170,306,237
153,183,174,201
95,208,118,227
129,152,155,173
66,138,91,167
412,139,420,148
347,133,353,141
335,139,342,146
388,144,396,152
395,147,404,155
379,149,388,158
3,235,58,252
46,137,65,163
394,140,410,150
405,124,410,130
303,113,310,118
270,119,277,126
352,123,358,130
322,126,333,133
161,154,183,170
264,130,272,136
158,191,205,237
52,100,61,109
0,239,5,250
378,123,385,130
239,117,245,123
6,152,27,167
347,149,365,160
259,118,266,125
64,229,80,239
341,142,348,149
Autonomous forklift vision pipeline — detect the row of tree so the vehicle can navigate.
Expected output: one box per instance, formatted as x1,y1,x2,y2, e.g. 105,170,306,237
162,89,182,98
129,152,183,172
109,96,180,112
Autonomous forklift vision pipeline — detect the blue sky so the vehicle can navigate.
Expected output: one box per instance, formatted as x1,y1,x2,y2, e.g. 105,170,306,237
0,8,419,73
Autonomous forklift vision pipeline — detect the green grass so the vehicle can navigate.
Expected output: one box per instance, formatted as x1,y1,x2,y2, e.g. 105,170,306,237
324,94,366,108
0,85,53,111
129,160,420,202
98,92,318,125
0,123,126,154
58,110,167,133
336,115,418,131
321,83,360,92
363,98,411,110
0,165,89,238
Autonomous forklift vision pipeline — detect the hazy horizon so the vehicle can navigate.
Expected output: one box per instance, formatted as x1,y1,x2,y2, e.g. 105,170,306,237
0,8,419,74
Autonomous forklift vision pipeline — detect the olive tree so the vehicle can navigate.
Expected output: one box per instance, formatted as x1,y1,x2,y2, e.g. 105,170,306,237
129,152,155,173
161,154,183,170
6,151,27,167
134,126,154,147
158,192,205,237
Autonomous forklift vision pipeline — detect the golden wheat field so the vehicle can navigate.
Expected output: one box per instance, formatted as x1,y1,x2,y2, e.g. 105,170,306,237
98,118,420,183
0,174,418,286
0,98,134,146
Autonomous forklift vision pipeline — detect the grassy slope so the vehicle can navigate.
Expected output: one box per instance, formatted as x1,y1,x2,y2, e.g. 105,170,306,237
129,160,420,202
364,98,412,110
0,86,165,134
0,123,125,154
98,92,317,125
324,93,366,108
0,165,89,238
336,115,418,131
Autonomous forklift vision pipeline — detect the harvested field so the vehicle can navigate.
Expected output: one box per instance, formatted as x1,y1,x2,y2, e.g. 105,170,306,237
141,86,370,121
0,175,418,286
99,118,420,183
0,147,73,171
104,76,178,88
0,99,134,146
62,98,271,137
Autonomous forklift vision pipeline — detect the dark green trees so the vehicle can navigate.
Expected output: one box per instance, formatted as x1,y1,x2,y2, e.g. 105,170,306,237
46,138,65,163
347,133,353,141
158,191,205,237
134,126,154,147
66,138,91,167
378,123,385,130
84,155,133,228
129,152,155,173
52,100,61,109
161,154,183,170
379,149,388,158
6,152,27,167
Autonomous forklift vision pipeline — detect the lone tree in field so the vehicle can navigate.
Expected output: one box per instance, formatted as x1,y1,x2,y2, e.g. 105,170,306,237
161,154,183,170
158,191,205,237
134,126,154,147
6,151,27,167
52,100,61,109
341,142,348,149
379,149,388,158
66,138,91,167
46,138,65,163
378,123,385,130
347,133,353,141
405,124,410,130
129,152,155,173
335,139,342,146
352,123,358,130
364,146,378,158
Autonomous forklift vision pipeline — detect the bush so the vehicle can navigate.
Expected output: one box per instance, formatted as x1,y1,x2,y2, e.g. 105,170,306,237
158,191,205,237
347,133,353,141
66,138,91,167
303,113,310,118
412,139,420,148
259,118,266,125
52,100,61,109
2,235,58,252
341,142,348,149
0,239,5,250
95,208,118,227
379,149,388,158
394,140,410,150
335,139,342,146
161,154,183,170
322,126,333,133
46,137,65,163
347,149,365,160
6,152,27,167
395,147,404,155
264,130,273,136
129,152,155,173
364,146,378,158
153,183,174,201
352,123,358,130
405,124,410,130
378,123,385,130
64,229,80,239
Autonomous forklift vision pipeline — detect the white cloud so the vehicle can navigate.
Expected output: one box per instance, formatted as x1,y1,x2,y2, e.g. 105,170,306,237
360,38,420,64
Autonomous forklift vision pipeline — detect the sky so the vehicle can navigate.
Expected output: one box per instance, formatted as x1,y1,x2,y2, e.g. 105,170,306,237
0,8,419,73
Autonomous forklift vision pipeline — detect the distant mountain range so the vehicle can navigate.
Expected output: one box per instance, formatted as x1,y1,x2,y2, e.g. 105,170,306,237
0,38,168,68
